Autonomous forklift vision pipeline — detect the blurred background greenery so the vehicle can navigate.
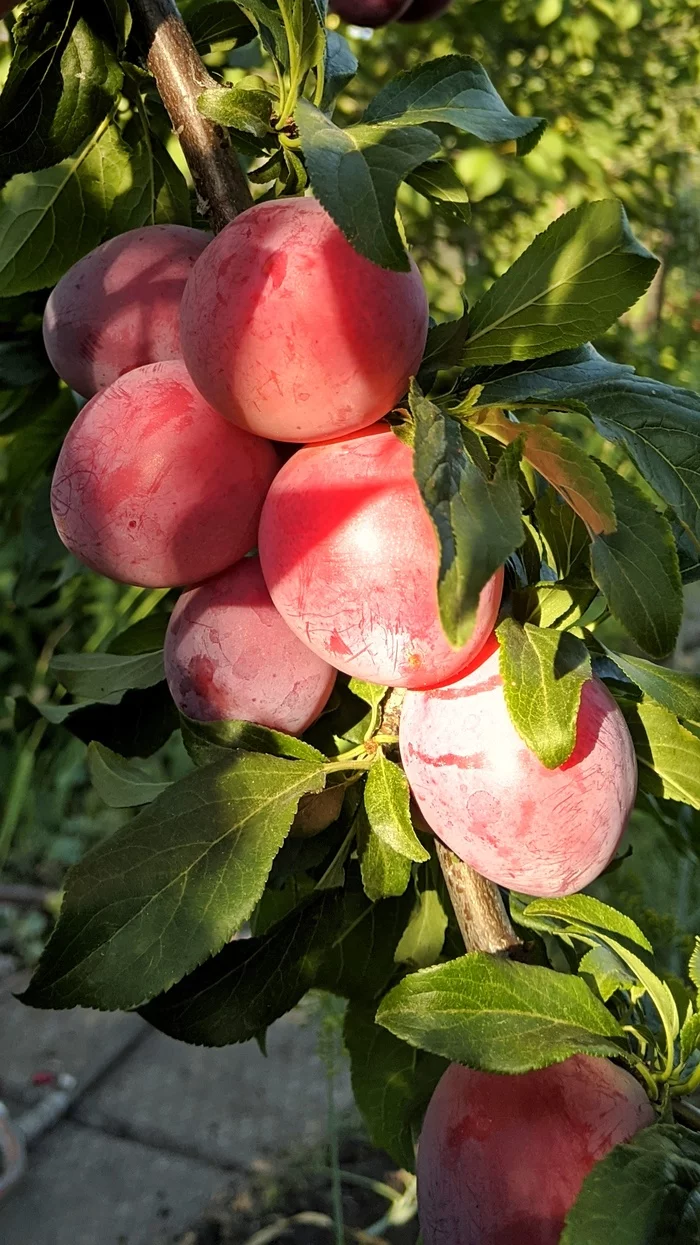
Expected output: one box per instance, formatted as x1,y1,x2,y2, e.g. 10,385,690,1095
1,0,700,970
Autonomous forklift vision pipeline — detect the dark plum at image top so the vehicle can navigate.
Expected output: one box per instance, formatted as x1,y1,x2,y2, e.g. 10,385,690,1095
258,424,503,689
179,197,428,442
418,1057,655,1245
330,0,412,26
400,636,638,897
42,225,210,398
165,556,336,733
50,361,280,588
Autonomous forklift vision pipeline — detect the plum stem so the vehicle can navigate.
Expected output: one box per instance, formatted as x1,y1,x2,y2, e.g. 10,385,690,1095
435,841,522,955
131,0,253,231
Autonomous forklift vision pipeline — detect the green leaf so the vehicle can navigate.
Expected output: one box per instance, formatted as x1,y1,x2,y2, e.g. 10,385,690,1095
52,681,179,758
125,132,193,230
511,582,597,631
197,86,274,138
181,714,325,767
689,939,700,992
394,889,448,969
279,0,326,86
462,202,658,367
320,30,357,113
364,55,546,154
560,1125,700,1245
476,410,616,536
602,648,700,725
87,742,171,808
296,98,439,271
364,750,429,864
419,302,470,378
405,160,471,223
679,1011,700,1066
518,894,652,953
620,699,700,811
496,618,592,768
535,490,591,580
237,0,289,65
579,946,638,1003
0,119,143,296
100,0,133,51
590,465,682,660
411,385,523,648
4,387,76,501
50,650,164,699
358,805,413,902
22,753,325,1011
180,0,256,52
377,954,626,1073
348,679,387,712
465,344,700,546
344,1002,447,1171
0,4,123,177
141,885,413,1044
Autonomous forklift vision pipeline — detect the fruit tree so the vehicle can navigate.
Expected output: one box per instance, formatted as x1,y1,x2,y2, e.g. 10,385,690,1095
2,0,700,1240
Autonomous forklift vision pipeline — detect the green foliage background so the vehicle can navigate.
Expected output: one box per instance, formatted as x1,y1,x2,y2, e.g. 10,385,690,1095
1,0,700,971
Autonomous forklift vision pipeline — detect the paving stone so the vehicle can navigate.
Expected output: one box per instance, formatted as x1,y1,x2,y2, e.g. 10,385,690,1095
75,1010,354,1169
0,1119,226,1245
0,979,146,1104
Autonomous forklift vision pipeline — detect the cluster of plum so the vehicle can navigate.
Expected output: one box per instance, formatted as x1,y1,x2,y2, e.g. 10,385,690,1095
330,0,452,31
44,197,647,1244
44,194,637,904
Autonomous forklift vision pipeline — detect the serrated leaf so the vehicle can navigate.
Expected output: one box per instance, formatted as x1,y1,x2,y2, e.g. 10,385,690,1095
237,0,288,64
477,410,616,536
462,203,657,367
365,751,429,864
510,582,596,630
130,132,193,229
320,30,357,113
181,714,325,767
22,753,325,1011
347,679,387,712
621,700,700,811
358,805,412,902
465,344,700,546
395,889,448,969
680,1011,700,1066
689,939,700,992
561,1125,700,1245
411,384,523,648
87,742,171,809
344,1002,447,1171
0,120,143,295
496,619,592,768
50,650,164,699
279,0,326,86
535,487,591,580
364,55,545,155
0,4,123,177
519,895,652,953
297,97,439,271
405,159,470,223
419,302,470,379
590,465,682,660
602,648,700,725
376,953,626,1073
141,885,413,1044
579,946,638,1003
198,86,274,137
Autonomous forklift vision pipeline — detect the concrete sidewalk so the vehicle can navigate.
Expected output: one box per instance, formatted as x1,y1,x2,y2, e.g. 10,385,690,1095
0,972,351,1245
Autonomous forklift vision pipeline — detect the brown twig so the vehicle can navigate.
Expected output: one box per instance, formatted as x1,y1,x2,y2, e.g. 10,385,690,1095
436,842,521,954
131,0,253,232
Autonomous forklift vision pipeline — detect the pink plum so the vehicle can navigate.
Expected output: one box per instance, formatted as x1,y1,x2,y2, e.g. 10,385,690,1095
179,197,428,442
50,361,280,588
164,556,336,731
418,1056,654,1245
258,425,503,689
400,637,637,896
43,225,210,399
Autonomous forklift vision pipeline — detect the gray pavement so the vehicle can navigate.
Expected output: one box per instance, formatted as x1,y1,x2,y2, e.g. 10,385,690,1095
0,973,351,1245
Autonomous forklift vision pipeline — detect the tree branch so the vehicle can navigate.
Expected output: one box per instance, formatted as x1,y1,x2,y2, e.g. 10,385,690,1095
132,0,253,232
436,841,521,955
